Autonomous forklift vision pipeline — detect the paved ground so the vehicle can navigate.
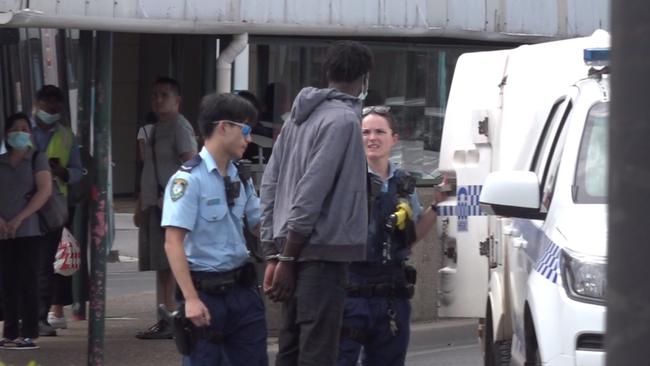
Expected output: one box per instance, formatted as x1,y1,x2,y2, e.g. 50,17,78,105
0,210,482,366
0,295,479,366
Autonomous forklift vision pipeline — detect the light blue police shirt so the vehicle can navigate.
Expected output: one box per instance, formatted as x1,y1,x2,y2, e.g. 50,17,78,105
369,162,423,221
161,147,260,272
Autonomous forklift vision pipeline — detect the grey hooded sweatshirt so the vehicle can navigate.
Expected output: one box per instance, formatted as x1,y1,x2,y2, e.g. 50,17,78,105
260,87,368,262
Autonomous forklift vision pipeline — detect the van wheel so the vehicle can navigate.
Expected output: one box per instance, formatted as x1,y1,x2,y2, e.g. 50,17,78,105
524,349,542,366
484,307,511,366
524,326,542,366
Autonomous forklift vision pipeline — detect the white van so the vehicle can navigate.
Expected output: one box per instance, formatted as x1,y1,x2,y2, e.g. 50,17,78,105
435,31,609,366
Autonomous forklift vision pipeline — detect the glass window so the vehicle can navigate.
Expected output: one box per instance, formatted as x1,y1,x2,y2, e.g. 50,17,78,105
574,102,609,204
249,38,492,179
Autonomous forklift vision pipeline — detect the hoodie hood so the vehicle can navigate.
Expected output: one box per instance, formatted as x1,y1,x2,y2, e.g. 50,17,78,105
290,87,362,125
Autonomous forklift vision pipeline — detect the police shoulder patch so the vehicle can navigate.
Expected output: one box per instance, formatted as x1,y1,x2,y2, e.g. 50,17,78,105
171,178,189,201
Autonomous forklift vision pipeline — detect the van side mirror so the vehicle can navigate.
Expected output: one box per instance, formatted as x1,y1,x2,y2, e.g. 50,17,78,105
479,171,546,220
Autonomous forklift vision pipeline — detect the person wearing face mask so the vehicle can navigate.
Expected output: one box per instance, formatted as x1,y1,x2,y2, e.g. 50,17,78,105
260,40,373,366
0,113,53,350
337,107,443,366
31,85,85,337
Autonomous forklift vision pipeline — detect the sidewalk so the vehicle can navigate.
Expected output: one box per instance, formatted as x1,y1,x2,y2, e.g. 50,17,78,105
0,288,476,366
1,211,478,365
0,290,181,366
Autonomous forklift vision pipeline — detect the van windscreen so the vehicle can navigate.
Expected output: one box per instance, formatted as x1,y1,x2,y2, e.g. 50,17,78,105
574,102,608,204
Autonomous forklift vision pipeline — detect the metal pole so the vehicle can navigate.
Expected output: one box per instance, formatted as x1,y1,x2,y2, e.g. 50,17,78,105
607,1,650,364
87,31,113,366
72,30,93,319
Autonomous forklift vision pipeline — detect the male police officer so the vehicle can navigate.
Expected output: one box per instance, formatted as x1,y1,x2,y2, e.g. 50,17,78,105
162,93,267,366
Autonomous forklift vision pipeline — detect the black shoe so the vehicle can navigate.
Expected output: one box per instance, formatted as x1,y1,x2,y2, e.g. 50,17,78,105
135,320,173,340
39,321,57,337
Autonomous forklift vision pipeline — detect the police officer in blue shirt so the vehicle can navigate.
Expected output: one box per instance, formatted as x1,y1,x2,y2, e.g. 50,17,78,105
338,106,443,366
162,93,267,366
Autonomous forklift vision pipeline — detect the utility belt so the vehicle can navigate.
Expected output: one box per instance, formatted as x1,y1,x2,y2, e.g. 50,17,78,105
346,283,414,299
346,264,417,299
163,262,258,356
342,266,417,342
190,262,258,296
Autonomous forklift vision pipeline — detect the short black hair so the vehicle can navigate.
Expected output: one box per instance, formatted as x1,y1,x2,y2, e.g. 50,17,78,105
144,111,158,124
36,85,65,103
154,77,181,96
235,90,262,113
323,41,373,83
198,93,258,139
5,112,32,134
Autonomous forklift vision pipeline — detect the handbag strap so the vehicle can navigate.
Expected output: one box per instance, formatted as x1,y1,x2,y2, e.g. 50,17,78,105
150,124,164,195
28,150,40,197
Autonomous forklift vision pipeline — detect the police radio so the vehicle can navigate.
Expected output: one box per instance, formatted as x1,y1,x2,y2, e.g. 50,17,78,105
223,176,241,207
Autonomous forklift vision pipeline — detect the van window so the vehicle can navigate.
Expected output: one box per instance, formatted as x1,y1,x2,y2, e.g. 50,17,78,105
574,102,609,204
531,98,573,212
531,98,571,177
541,119,569,211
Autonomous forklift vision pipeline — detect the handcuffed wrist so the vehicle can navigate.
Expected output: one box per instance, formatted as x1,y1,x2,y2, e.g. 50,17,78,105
277,255,298,262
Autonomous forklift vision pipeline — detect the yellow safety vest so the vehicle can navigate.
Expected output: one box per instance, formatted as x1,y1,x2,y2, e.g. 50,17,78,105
45,125,74,197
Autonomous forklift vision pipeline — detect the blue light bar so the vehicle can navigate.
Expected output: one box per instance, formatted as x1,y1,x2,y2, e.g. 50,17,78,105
584,48,610,67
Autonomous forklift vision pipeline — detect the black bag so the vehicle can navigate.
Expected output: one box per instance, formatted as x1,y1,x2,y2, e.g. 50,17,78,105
31,151,68,232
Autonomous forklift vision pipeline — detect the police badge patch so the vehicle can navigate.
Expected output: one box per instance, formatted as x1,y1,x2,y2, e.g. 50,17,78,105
171,178,188,201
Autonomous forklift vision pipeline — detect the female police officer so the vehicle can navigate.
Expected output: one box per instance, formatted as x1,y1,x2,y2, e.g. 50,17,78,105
162,93,267,366
337,106,443,366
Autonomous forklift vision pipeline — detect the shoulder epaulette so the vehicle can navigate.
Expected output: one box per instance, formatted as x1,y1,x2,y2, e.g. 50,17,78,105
394,169,416,196
235,160,252,182
235,160,253,193
179,154,203,173
393,168,410,178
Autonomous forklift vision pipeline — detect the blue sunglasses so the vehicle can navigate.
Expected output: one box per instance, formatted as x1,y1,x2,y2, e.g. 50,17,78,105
214,120,252,136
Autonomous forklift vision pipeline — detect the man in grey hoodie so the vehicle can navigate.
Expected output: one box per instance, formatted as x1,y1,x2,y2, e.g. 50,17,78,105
260,41,373,365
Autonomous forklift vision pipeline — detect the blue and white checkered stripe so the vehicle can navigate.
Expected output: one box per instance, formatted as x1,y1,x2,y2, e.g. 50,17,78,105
465,185,484,216
436,185,486,217
534,240,562,284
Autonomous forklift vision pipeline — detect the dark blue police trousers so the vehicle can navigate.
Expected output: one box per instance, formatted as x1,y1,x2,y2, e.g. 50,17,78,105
337,273,412,366
181,284,268,366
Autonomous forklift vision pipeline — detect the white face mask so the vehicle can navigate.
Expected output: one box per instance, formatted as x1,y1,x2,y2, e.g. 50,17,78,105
36,109,61,125
358,73,370,101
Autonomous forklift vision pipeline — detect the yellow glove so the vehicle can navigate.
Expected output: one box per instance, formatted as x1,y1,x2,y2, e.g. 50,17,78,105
394,201,414,231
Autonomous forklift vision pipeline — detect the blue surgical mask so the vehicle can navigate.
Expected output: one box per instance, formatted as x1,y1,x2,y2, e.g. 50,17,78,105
6,132,32,150
36,109,61,125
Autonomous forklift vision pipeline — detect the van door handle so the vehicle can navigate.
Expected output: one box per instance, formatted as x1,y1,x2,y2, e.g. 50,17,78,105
512,237,528,249
504,226,520,237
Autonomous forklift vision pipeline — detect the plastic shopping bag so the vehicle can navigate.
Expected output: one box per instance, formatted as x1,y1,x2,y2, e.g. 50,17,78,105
54,227,81,276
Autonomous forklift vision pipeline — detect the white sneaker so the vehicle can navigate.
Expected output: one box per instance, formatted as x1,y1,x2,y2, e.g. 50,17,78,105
47,312,68,330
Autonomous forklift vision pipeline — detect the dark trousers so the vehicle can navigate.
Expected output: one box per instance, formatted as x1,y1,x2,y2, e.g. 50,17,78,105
0,236,41,339
276,261,349,366
338,296,411,366
181,283,268,366
37,227,73,322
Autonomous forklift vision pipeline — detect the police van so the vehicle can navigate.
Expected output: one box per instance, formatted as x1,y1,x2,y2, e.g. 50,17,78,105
435,31,609,366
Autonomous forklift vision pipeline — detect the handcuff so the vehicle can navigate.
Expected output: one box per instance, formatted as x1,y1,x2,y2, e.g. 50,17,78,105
265,254,298,262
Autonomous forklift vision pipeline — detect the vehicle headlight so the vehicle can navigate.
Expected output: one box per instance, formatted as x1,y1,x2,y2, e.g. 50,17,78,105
561,250,607,304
